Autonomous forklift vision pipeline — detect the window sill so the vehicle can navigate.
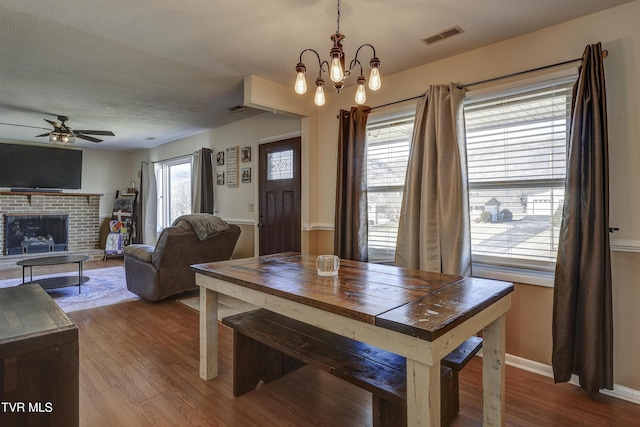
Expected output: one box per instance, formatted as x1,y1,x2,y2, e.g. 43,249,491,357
472,263,555,288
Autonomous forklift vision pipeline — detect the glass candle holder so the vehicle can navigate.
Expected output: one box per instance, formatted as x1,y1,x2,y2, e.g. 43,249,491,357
316,255,340,276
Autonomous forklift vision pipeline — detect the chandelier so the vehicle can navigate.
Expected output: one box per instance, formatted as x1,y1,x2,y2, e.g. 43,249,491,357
294,0,381,106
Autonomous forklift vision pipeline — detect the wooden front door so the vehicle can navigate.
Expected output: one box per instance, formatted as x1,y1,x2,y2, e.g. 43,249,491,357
258,137,301,255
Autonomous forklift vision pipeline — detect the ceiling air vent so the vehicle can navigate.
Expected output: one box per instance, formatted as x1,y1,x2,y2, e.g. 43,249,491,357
421,26,464,46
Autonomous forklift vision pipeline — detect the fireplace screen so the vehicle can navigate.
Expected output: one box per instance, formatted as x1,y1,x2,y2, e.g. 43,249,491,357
5,214,69,255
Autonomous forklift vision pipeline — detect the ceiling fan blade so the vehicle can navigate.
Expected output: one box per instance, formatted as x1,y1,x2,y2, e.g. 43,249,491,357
0,122,50,131
75,134,102,143
44,118,60,128
74,130,115,136
35,133,50,137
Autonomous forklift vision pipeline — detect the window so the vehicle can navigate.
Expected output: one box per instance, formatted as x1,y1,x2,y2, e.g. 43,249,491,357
155,156,192,232
363,74,575,276
267,149,294,181
365,114,414,263
464,75,576,271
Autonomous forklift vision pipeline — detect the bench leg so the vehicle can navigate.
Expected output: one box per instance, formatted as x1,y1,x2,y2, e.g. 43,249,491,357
440,367,458,427
232,331,305,397
372,395,406,427
371,366,458,427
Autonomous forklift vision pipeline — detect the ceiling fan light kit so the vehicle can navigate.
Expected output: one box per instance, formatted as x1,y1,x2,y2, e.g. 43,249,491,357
38,115,114,144
294,0,381,106
49,132,75,145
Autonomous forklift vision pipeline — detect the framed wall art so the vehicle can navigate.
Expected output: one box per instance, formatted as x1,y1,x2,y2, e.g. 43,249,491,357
241,146,251,162
241,167,251,183
225,146,239,188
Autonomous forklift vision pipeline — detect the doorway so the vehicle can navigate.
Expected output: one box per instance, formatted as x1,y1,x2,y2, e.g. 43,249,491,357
258,137,301,255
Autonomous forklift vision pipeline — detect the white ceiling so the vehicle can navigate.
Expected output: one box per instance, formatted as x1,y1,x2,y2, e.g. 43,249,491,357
0,0,633,151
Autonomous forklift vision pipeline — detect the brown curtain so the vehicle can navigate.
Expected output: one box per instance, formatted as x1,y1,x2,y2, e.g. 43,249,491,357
334,106,369,261
552,42,613,393
395,84,471,276
192,148,214,214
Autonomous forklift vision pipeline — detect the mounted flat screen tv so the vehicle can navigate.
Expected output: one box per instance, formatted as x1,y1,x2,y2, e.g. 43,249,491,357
0,143,83,190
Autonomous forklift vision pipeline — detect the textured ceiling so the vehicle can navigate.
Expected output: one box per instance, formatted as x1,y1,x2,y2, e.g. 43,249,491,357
0,0,633,151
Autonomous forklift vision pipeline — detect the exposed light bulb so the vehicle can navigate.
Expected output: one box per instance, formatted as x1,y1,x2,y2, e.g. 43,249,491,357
294,63,307,94
295,72,307,94
314,86,326,106
355,76,367,105
314,78,326,106
368,66,381,91
330,56,344,83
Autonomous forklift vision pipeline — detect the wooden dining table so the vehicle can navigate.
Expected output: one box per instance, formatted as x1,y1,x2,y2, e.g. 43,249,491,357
192,253,514,426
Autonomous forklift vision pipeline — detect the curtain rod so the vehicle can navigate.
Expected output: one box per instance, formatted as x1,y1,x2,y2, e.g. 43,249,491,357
143,154,193,165
369,49,608,111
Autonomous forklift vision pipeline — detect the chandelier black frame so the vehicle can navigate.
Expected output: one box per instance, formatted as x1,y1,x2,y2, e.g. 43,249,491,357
294,0,381,106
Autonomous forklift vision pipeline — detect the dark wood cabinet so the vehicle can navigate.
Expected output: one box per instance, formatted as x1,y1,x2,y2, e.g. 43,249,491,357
0,284,79,427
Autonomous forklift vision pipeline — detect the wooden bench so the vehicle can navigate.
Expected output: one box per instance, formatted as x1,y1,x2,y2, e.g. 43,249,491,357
222,308,482,427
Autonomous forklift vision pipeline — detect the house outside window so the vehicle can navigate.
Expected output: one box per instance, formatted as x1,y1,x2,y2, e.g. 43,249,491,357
154,156,192,233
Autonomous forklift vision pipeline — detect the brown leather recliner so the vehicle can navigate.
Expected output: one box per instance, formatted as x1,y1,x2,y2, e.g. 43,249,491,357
124,214,240,301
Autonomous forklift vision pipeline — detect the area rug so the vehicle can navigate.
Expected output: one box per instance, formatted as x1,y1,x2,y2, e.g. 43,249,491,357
0,266,139,313
176,293,258,320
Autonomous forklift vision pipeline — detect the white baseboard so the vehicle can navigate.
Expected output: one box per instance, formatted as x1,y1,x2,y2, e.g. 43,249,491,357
504,353,640,405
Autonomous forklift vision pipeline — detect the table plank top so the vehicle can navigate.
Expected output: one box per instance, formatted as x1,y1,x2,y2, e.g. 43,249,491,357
0,284,77,345
192,253,513,341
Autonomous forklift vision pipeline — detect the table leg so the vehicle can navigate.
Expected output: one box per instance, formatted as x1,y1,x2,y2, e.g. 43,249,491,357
406,358,440,426
199,287,219,380
482,314,506,426
78,261,83,294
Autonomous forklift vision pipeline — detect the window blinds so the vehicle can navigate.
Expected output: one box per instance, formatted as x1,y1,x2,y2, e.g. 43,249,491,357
464,75,576,270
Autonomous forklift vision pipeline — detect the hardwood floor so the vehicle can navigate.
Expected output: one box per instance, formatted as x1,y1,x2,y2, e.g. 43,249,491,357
4,260,639,426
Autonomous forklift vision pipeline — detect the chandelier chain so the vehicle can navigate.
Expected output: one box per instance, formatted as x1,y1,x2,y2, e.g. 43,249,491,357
336,0,341,34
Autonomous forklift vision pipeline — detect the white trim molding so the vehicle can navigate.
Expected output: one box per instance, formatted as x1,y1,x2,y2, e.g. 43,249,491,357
302,223,334,232
611,238,640,253
223,218,255,226
255,130,302,146
504,353,640,405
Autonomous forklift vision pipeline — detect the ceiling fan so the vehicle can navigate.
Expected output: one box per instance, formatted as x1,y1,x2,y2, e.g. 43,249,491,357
35,115,115,143
0,115,115,143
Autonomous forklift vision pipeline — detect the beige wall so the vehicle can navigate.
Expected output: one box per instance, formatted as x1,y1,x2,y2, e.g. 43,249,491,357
306,229,334,256
246,2,640,393
232,223,255,259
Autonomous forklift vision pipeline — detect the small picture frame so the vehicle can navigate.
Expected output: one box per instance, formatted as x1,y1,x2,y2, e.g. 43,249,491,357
241,146,251,162
241,167,251,183
216,171,225,185
216,151,225,166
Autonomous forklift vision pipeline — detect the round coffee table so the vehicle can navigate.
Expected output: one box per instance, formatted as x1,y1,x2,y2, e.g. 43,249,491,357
16,254,90,294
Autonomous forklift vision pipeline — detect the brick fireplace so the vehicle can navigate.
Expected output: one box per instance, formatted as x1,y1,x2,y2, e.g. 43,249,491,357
0,192,103,269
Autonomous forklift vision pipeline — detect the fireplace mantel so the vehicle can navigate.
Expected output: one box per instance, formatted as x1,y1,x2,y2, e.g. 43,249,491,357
0,192,103,197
